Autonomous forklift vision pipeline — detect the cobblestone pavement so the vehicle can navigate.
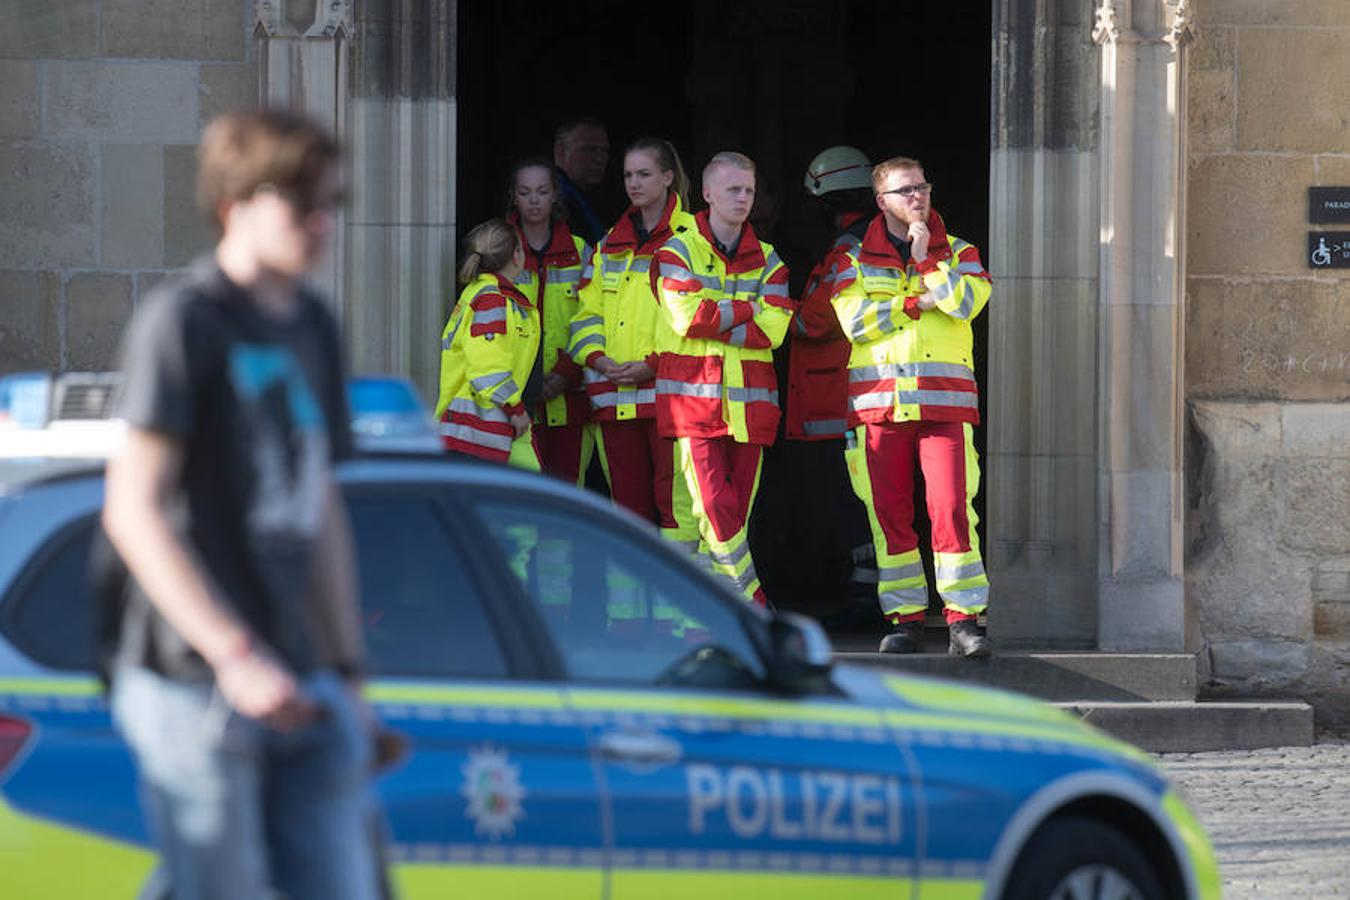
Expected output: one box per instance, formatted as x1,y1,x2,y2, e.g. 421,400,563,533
1157,738,1350,898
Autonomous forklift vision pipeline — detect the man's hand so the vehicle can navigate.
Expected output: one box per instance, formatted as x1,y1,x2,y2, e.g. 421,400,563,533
510,411,532,437
212,641,319,732
907,221,930,263
593,355,621,379
612,361,654,385
541,372,567,400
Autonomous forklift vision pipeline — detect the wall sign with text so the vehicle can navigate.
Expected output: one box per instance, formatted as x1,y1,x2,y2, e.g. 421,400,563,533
1308,232,1350,269
1309,187,1350,223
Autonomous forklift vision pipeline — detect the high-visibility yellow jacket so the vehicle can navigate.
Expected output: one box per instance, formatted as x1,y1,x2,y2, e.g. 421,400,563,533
509,216,592,428
435,273,539,461
653,211,794,445
830,211,991,426
568,192,694,422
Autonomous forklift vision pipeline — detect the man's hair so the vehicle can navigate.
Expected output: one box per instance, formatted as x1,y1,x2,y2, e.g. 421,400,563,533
702,151,755,184
196,108,341,228
553,115,607,151
871,156,923,193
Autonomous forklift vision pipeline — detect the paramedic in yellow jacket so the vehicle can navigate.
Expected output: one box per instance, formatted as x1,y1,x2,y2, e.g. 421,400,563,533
435,219,541,470
506,158,594,485
569,138,695,536
830,156,993,657
653,151,795,606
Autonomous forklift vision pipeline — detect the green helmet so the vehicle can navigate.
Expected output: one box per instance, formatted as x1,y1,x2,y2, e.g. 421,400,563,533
803,146,872,197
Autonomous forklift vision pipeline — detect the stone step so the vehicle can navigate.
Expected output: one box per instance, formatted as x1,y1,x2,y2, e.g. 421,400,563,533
833,647,1198,702
1057,700,1316,753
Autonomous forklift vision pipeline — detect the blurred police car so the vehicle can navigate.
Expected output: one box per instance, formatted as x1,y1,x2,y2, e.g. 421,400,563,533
0,396,1218,899
346,374,442,455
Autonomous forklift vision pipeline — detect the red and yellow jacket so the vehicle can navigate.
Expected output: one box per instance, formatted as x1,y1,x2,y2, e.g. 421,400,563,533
830,211,991,427
435,273,539,461
785,213,868,440
509,215,592,427
653,211,794,445
568,192,694,422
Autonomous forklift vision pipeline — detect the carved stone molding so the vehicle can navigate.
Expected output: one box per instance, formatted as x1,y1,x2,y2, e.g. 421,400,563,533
1092,0,1121,46
254,0,352,38
1164,0,1196,52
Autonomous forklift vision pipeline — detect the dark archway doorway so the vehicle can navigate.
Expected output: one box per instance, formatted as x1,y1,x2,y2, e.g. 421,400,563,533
457,0,992,628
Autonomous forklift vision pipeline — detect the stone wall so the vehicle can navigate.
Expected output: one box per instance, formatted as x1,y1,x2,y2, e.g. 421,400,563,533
1186,2,1350,725
0,0,255,375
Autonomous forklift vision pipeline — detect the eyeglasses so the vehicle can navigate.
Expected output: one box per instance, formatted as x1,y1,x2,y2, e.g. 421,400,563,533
881,183,933,199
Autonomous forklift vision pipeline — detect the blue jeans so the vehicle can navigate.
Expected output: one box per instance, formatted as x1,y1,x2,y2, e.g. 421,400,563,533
111,667,378,900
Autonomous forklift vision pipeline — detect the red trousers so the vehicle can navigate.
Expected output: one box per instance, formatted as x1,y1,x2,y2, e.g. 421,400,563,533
677,436,766,606
535,421,592,486
596,419,679,529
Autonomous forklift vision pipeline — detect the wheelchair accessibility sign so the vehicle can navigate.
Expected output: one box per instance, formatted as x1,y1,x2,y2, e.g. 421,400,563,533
1308,232,1350,269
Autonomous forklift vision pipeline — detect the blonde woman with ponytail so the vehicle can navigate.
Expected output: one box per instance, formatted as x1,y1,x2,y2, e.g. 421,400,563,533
568,138,695,533
435,219,541,469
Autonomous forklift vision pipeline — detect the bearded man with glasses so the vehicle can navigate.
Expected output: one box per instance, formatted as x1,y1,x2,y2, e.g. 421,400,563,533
828,156,994,657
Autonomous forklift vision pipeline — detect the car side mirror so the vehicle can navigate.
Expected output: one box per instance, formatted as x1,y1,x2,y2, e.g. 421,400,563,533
767,612,834,694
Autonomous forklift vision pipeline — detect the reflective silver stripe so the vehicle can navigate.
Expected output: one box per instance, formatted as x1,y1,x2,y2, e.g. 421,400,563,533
802,418,846,435
879,587,929,609
859,264,901,280
470,371,511,393
664,237,690,260
630,258,651,274
762,281,790,299
879,562,925,583
726,324,749,346
955,261,985,276
440,420,513,452
710,541,751,567
951,283,975,320
442,313,464,349
850,391,893,411
472,307,506,326
662,264,722,291
793,316,809,337
875,299,896,333
490,378,521,405
570,315,603,337
591,389,656,407
602,258,627,277
514,271,535,286
764,250,783,271
950,238,972,255
570,334,604,355
836,235,862,252
896,390,979,408
941,585,989,609
547,268,583,285
852,544,876,564
850,363,976,382
848,306,870,341
581,260,595,281
731,562,760,592
656,379,720,399
717,300,738,332
936,561,987,583
726,387,778,404
448,396,509,423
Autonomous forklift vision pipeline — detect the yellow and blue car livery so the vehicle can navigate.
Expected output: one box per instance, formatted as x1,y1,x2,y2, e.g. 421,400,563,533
0,458,1218,899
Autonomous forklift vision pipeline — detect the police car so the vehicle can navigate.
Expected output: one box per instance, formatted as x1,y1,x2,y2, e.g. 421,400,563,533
0,450,1218,899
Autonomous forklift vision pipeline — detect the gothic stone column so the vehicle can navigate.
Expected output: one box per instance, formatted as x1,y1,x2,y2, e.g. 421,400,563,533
1093,0,1193,651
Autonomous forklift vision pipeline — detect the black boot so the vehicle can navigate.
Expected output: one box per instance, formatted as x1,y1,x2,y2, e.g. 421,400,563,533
878,620,925,654
948,619,991,658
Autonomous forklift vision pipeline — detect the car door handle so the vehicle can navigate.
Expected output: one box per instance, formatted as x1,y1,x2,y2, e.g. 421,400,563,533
596,731,683,768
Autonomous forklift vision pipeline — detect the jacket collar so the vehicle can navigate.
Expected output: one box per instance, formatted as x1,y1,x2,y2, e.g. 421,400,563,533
489,272,535,308
695,210,766,274
507,213,581,268
604,191,683,255
857,209,951,267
